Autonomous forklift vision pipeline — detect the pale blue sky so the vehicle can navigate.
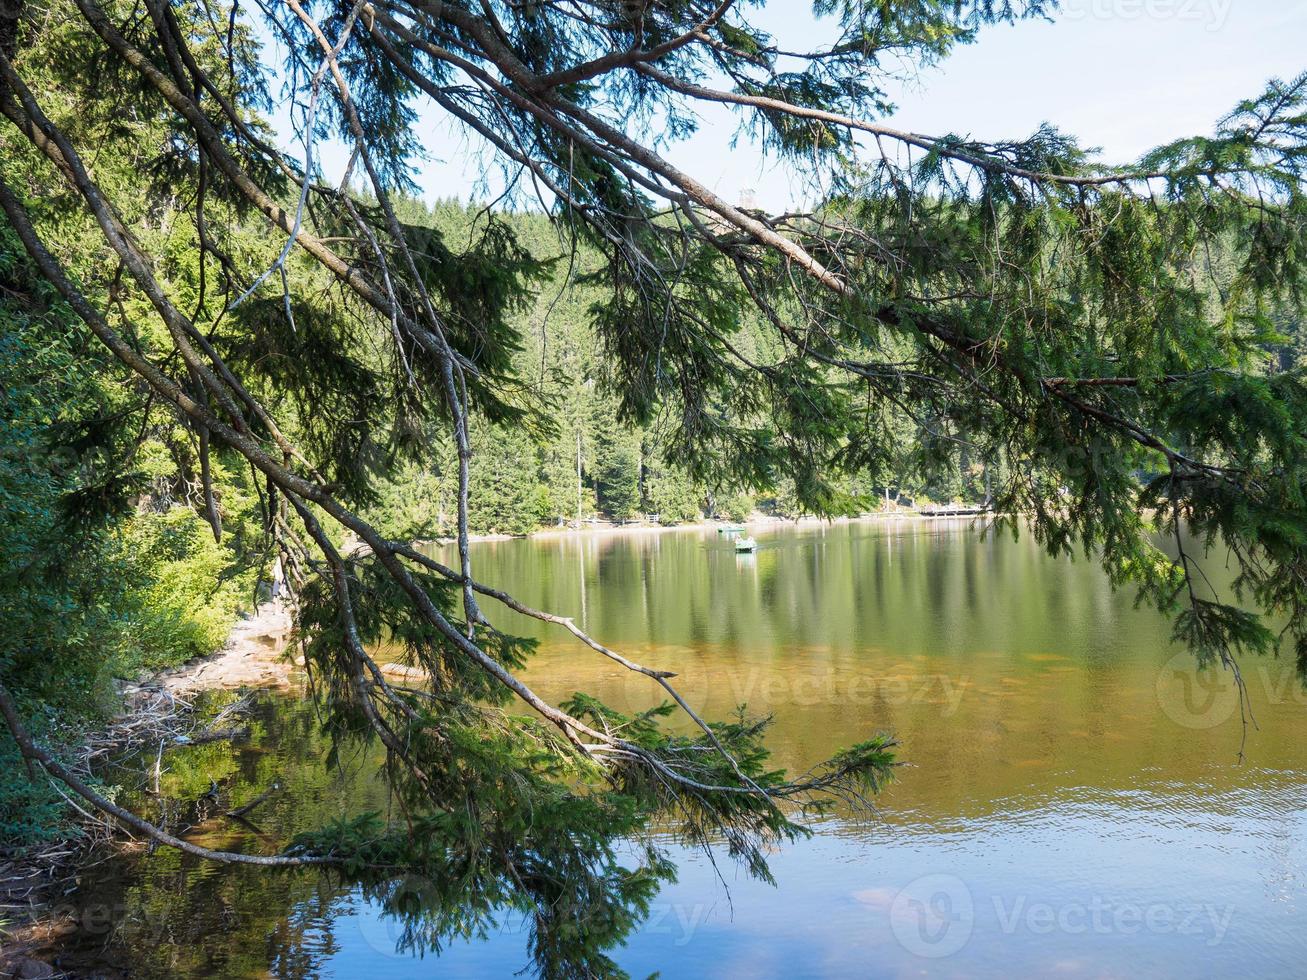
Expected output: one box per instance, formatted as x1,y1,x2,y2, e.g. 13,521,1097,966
277,0,1307,211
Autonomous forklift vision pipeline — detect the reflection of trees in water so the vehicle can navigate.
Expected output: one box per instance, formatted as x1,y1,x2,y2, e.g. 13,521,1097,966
501,524,1307,813
62,695,359,976
63,693,684,978
61,526,1307,976
59,848,350,976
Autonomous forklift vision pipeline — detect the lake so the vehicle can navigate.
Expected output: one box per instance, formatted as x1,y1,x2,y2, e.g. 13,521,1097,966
54,519,1307,977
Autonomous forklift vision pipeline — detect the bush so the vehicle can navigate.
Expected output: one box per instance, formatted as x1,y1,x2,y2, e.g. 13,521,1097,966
720,493,755,523
1,293,261,845
117,507,256,669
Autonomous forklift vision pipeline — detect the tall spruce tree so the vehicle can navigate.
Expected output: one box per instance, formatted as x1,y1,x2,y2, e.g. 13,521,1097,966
1,1,1306,974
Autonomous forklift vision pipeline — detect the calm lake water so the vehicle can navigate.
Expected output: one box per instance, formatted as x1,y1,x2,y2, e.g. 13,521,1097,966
56,519,1307,977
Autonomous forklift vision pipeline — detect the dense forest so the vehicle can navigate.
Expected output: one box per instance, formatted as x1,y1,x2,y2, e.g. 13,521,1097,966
1,188,1005,840
364,198,1010,538
2,0,1306,974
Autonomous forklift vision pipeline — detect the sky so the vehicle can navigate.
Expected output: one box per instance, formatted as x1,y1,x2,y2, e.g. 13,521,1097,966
279,0,1307,212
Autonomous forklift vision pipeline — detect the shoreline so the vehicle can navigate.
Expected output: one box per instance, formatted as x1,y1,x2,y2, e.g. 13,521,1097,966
153,599,298,693
453,508,972,546
1,507,993,975
0,603,302,977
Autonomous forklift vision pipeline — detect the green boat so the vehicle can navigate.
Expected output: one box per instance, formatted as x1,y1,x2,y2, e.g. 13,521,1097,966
734,535,757,553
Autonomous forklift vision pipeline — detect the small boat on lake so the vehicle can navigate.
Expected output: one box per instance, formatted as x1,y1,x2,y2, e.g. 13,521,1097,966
917,504,990,518
718,524,746,535
734,535,757,553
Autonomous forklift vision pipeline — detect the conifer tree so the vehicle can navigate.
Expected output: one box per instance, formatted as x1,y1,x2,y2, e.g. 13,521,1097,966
1,2,1305,973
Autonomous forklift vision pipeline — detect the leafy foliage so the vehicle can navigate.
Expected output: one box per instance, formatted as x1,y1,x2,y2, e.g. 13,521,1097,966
1,0,1305,973
0,217,264,844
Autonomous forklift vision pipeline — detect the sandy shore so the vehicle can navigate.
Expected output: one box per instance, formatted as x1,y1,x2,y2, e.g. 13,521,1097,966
151,599,298,693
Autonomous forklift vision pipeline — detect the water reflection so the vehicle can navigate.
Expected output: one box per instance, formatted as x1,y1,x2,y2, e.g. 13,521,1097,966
57,519,1307,977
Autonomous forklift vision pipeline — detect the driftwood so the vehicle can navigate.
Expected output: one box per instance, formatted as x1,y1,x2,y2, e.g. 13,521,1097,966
0,682,332,867
182,725,251,746
225,779,283,820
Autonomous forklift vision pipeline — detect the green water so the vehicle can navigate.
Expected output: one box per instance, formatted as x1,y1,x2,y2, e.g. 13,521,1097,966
50,519,1307,977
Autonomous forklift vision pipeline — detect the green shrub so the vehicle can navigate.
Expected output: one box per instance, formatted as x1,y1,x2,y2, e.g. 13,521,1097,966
120,507,256,670
721,493,755,523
